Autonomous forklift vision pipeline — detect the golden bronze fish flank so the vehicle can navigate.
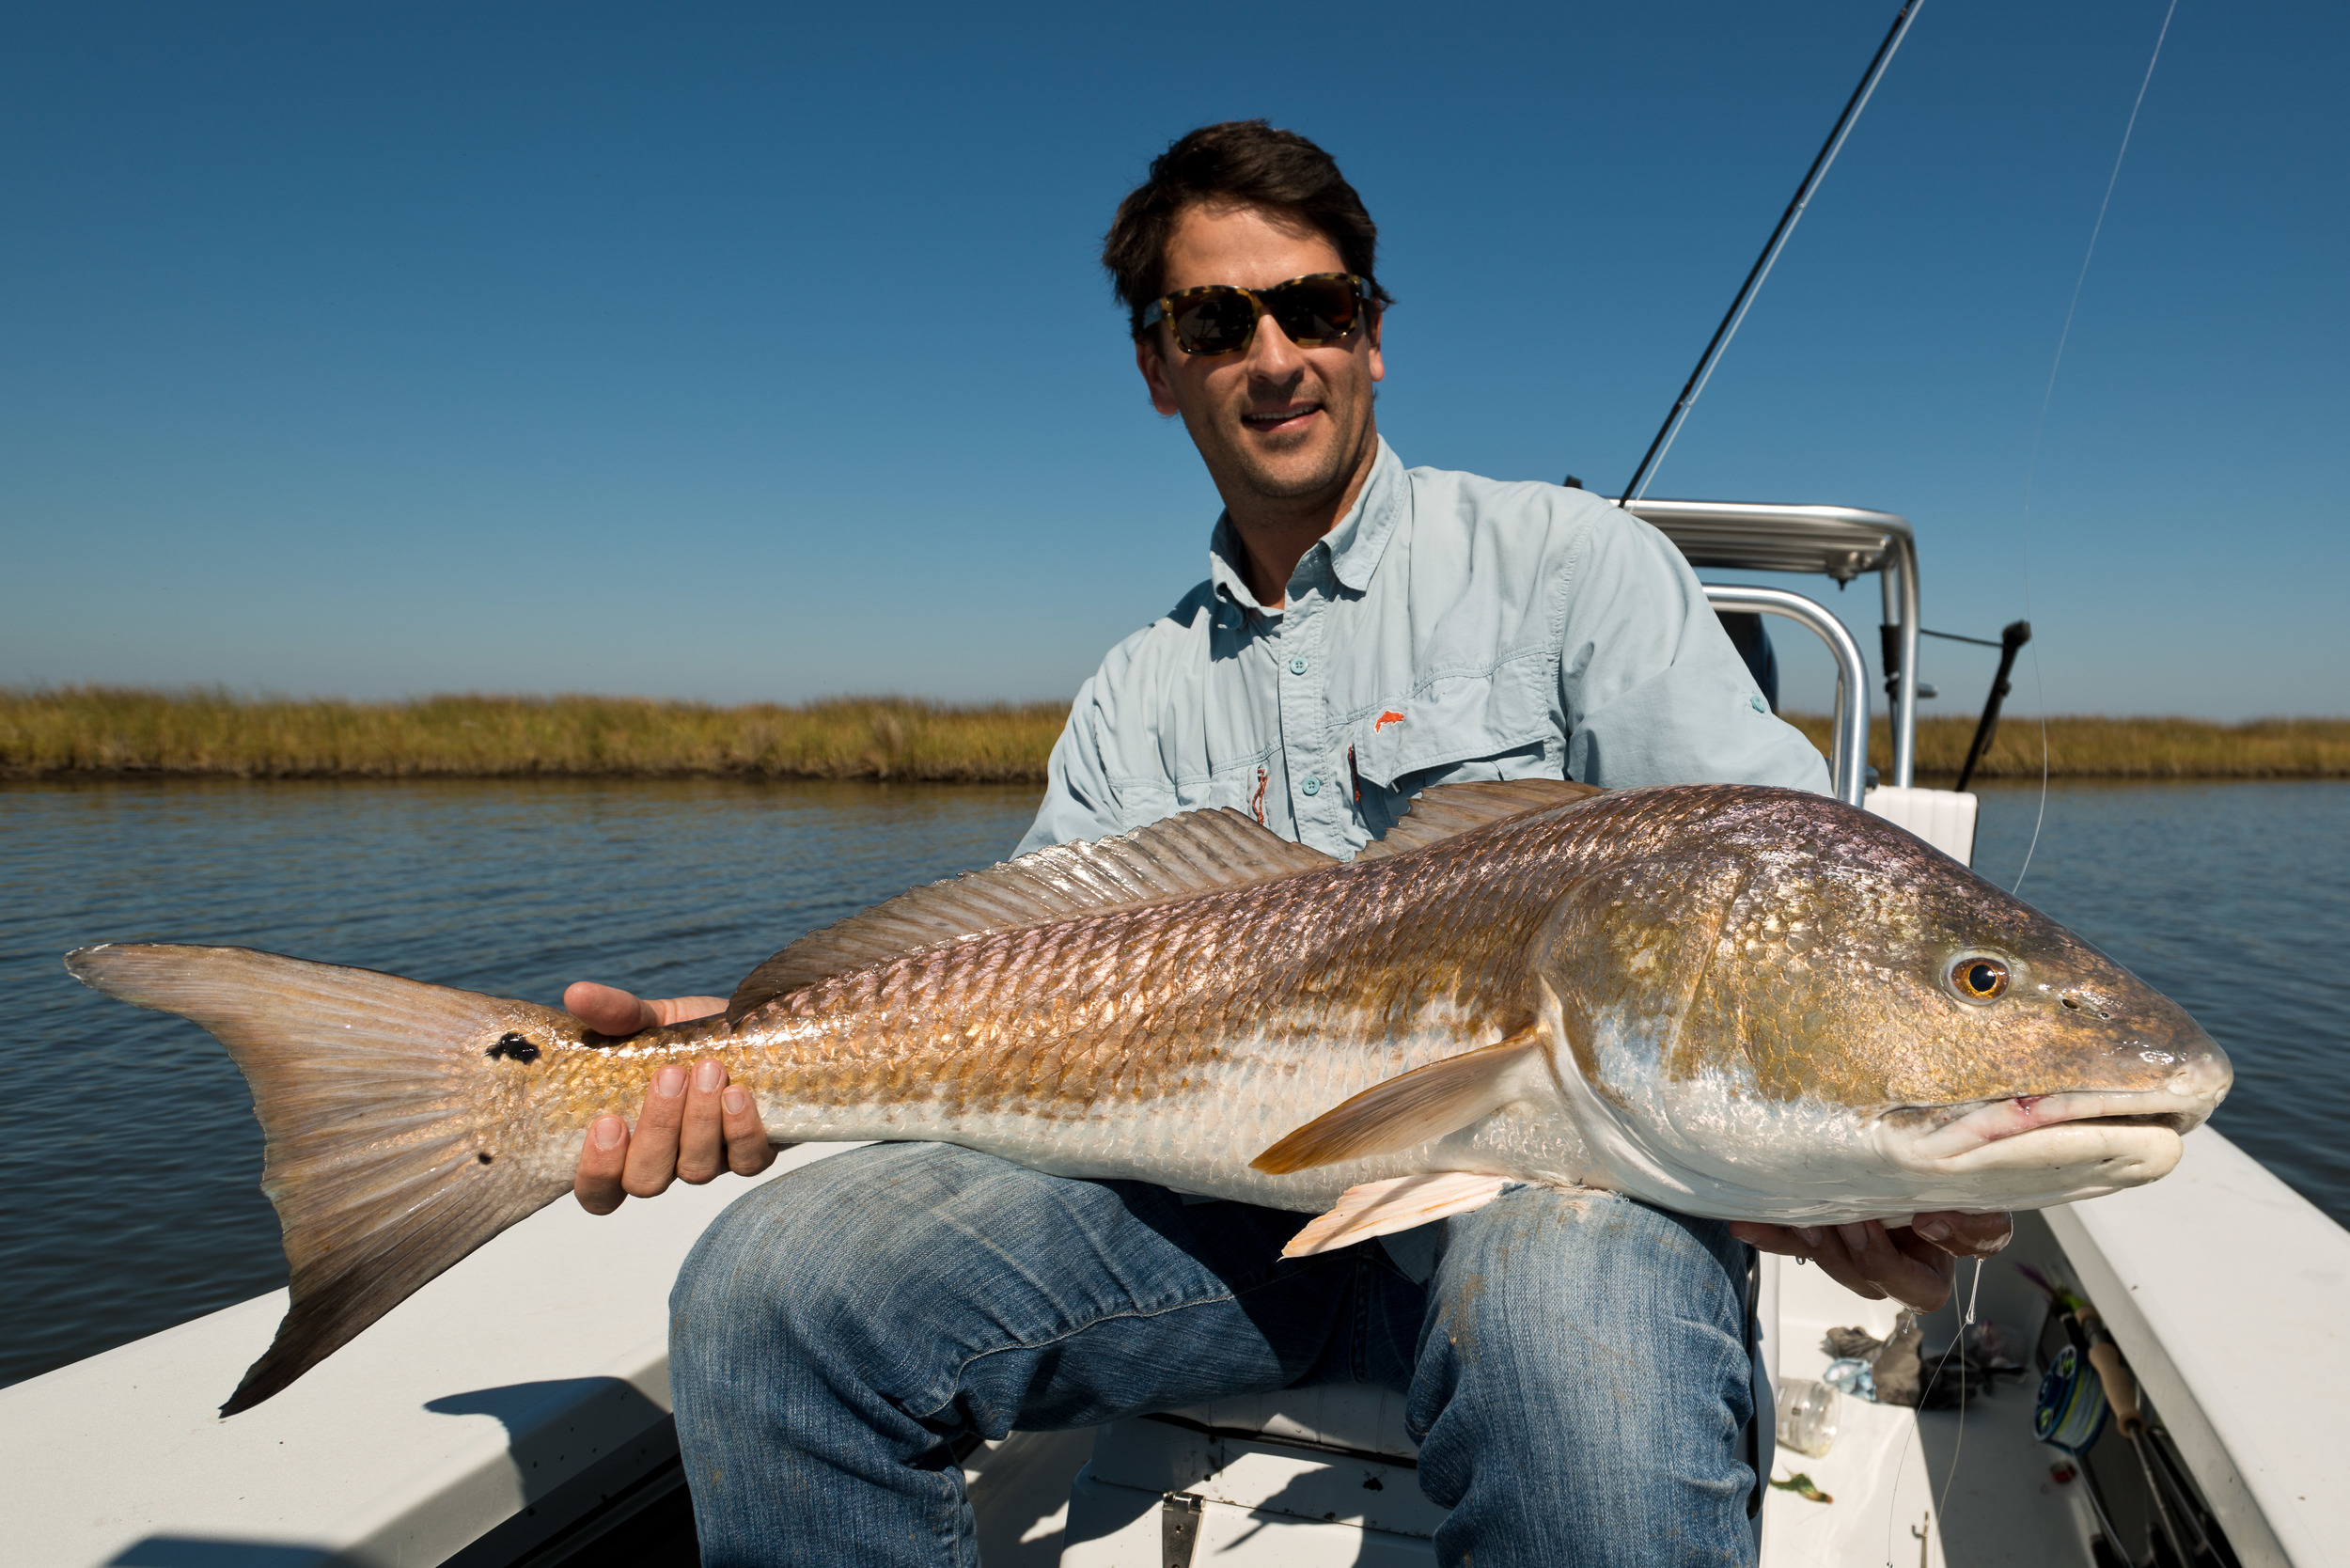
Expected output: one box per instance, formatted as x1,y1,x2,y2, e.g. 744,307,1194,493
63,780,2228,1413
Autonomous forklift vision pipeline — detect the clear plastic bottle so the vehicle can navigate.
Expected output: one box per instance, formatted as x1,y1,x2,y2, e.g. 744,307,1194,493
1775,1377,1841,1458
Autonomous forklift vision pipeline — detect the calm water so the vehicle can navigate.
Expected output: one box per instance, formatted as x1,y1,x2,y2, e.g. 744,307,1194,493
4,777,2345,1388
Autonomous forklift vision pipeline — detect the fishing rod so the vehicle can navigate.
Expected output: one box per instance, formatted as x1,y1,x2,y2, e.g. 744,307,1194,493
1618,0,1924,505
1939,620,2031,792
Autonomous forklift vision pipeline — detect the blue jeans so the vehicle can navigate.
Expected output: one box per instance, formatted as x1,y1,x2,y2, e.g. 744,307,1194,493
669,1142,1756,1567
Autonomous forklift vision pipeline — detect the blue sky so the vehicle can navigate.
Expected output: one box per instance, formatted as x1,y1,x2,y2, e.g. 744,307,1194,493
3,1,2342,718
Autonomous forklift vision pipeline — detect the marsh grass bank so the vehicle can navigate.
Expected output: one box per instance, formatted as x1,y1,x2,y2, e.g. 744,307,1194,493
1782,713,2350,780
1,690,1065,782
5,689,2345,782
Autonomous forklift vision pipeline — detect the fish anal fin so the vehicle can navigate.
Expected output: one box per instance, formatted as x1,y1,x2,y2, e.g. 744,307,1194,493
1353,779,1603,863
1249,1027,1546,1175
726,809,1337,1026
1282,1173,1513,1258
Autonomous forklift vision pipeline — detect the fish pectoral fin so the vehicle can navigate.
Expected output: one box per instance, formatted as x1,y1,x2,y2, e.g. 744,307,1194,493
1282,1173,1514,1257
1249,1027,1546,1175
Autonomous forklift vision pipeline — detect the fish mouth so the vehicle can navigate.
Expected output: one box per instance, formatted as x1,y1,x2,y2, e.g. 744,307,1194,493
1880,1069,2226,1187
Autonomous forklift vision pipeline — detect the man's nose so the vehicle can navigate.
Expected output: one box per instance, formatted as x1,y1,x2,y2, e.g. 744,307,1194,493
1243,311,1308,379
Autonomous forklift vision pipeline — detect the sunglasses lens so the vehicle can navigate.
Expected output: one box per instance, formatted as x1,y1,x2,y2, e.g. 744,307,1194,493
1171,292,1261,354
1269,276,1360,344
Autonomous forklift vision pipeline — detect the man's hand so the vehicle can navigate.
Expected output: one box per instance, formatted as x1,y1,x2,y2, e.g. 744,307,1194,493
1729,1212,2013,1312
565,983,777,1215
564,981,731,1037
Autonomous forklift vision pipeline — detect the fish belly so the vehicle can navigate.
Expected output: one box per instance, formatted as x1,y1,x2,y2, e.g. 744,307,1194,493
725,1017,1592,1215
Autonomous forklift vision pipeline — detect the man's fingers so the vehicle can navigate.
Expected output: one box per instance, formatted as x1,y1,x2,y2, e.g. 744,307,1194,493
574,1116,631,1215
675,1059,730,1184
621,1064,690,1197
1727,1220,1802,1257
1840,1221,1956,1312
1910,1210,2013,1258
562,985,728,1036
1727,1221,1888,1299
722,1084,777,1177
1801,1226,1889,1301
576,1056,765,1212
566,981,656,1036
647,995,730,1027
1890,1224,1963,1280
1731,1217,1974,1312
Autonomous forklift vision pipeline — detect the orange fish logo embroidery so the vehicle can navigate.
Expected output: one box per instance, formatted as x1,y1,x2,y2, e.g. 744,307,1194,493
1374,711,1406,731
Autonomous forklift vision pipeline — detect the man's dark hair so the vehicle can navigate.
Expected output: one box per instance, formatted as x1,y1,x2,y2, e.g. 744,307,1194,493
1103,119,1394,343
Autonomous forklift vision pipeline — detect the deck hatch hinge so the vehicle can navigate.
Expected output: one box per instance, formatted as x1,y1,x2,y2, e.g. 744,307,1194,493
1160,1490,1203,1566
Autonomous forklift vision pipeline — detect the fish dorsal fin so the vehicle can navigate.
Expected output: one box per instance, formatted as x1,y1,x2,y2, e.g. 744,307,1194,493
1351,778,1604,863
725,808,1338,1025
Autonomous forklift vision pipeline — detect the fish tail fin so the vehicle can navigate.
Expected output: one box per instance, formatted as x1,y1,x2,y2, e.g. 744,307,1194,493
64,943,575,1415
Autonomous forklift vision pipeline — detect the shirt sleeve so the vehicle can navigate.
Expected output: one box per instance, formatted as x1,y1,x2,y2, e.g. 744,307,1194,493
1015,672,1127,855
1558,510,1832,794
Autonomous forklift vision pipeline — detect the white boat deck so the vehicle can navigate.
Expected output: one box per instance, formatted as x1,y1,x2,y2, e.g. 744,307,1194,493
7,1128,2345,1566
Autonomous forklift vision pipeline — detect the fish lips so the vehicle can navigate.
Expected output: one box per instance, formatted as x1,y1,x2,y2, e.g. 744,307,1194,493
1877,1045,2231,1191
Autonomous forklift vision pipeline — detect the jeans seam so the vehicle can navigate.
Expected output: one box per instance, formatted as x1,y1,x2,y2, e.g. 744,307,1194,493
908,1270,1297,1423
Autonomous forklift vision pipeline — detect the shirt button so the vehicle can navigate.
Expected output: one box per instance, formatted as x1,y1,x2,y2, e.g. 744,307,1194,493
1290,656,1308,675
1301,776,1322,796
1749,693,1769,713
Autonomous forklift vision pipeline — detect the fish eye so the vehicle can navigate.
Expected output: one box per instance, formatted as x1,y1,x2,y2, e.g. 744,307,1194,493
1950,955,2010,1002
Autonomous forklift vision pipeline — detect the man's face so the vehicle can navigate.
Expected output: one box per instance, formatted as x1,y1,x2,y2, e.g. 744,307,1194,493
1136,203,1385,513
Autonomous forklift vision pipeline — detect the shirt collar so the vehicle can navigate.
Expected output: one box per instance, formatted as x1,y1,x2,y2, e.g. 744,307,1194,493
1207,438,1407,611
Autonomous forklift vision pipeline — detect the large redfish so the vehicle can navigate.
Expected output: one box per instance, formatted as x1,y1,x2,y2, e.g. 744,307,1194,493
65,780,2228,1414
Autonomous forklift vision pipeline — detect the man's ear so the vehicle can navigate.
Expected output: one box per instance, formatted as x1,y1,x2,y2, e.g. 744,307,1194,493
1136,335,1183,416
1366,307,1386,385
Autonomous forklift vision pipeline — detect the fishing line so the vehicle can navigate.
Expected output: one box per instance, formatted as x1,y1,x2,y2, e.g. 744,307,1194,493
2011,0,2180,896
1619,0,1925,505
1931,1258,1988,1530
1881,1262,1977,1568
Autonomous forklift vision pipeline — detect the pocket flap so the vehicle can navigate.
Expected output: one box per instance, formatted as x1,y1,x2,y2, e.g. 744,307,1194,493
1352,666,1551,790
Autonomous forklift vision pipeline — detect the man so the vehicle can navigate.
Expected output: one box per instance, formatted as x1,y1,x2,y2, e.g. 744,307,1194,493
567,121,2008,1566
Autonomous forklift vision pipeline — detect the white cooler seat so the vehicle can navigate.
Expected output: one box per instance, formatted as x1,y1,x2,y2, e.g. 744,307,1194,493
1862,785,1979,866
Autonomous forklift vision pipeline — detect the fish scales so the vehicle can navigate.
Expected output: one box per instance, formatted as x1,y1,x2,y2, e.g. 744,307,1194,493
487,807,1563,1206
63,781,2230,1412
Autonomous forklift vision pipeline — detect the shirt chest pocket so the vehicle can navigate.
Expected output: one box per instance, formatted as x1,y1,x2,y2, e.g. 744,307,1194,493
1347,664,1559,828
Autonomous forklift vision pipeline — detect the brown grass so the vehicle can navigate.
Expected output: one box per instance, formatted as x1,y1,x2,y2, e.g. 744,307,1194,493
5,689,2343,783
0,689,1067,782
1781,713,2350,780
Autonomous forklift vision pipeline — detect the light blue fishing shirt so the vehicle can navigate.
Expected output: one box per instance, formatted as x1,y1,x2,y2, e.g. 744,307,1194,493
1017,439,1827,859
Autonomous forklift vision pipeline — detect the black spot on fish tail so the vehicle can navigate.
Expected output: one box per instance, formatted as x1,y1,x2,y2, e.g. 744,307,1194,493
477,1152,494,1164
486,1032,540,1063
